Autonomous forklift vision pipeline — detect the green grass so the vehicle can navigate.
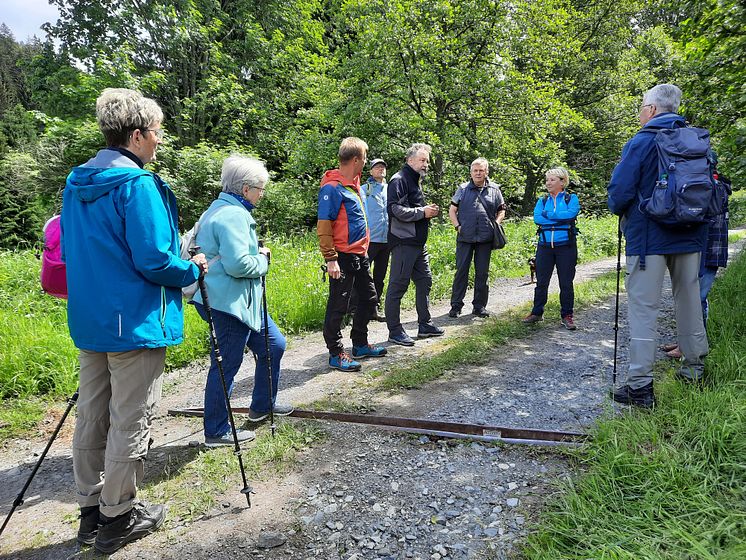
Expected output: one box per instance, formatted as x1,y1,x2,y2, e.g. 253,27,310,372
522,251,746,559
0,213,619,401
729,189,746,227
377,271,618,391
141,421,326,525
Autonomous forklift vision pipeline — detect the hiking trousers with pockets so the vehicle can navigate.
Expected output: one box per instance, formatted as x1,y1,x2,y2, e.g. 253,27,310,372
73,347,165,518
624,253,709,389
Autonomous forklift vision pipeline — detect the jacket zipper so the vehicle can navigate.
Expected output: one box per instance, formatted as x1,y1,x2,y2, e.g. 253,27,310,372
160,286,167,336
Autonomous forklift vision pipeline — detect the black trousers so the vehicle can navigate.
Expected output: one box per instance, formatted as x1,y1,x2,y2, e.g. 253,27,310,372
450,241,493,312
531,243,577,318
385,244,433,334
367,241,391,305
323,252,376,355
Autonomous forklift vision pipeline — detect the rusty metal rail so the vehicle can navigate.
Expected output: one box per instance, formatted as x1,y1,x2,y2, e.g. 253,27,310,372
168,407,588,447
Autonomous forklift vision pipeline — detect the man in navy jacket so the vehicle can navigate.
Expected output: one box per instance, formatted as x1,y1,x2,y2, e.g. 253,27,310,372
607,84,709,408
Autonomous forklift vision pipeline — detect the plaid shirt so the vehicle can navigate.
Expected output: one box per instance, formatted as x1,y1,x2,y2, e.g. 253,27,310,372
702,200,729,269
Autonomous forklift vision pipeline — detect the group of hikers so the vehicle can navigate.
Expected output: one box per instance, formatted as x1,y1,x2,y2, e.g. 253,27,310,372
57,83,729,553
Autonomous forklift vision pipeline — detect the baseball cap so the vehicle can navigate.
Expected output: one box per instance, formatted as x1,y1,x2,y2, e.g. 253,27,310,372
369,158,387,169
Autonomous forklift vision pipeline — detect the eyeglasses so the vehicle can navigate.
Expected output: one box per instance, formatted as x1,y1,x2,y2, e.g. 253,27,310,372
141,128,165,140
640,104,653,112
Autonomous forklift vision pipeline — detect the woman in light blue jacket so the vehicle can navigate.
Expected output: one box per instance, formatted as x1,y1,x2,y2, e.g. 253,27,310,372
192,155,292,446
523,167,580,330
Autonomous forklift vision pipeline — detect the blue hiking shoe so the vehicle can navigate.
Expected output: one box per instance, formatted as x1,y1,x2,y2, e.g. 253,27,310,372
417,323,445,338
352,344,388,359
329,352,362,372
388,331,415,346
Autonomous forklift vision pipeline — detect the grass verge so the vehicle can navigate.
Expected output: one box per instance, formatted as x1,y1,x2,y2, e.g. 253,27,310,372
521,251,746,559
141,420,326,526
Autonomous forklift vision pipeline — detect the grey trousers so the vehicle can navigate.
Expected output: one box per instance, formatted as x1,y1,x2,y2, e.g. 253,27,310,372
624,253,708,389
73,347,165,517
385,244,433,334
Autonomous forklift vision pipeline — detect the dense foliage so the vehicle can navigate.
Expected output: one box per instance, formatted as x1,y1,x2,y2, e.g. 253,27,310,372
0,0,742,247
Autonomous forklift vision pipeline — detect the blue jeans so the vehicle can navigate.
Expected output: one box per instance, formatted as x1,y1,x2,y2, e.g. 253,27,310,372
699,266,718,322
193,303,286,438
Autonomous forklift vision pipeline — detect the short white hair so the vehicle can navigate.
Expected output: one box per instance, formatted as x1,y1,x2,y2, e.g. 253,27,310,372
643,84,682,114
221,155,269,195
96,88,163,147
471,157,489,172
405,143,432,160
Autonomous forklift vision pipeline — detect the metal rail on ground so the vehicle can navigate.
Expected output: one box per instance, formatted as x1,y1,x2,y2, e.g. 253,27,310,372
167,407,588,447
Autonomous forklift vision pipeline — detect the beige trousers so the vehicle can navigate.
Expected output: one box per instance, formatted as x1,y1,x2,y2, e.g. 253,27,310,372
624,253,709,389
72,348,165,518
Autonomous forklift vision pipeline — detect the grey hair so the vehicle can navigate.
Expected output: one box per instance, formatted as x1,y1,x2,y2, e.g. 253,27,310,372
221,154,269,195
96,88,164,147
471,157,489,172
643,84,682,114
405,143,432,160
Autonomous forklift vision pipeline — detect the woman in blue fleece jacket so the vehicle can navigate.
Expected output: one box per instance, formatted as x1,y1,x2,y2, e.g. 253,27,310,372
191,155,293,447
523,167,580,330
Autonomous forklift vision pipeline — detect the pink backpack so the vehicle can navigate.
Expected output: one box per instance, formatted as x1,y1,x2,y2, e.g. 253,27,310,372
40,215,67,299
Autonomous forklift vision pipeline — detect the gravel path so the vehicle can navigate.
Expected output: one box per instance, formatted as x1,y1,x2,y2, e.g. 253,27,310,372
1,237,741,559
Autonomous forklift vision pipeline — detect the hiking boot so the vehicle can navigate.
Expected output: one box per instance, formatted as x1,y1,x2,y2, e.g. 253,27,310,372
676,365,704,384
472,308,490,318
609,382,655,409
417,323,445,338
77,505,99,546
561,315,577,330
94,502,166,554
522,314,543,324
448,307,461,318
329,352,362,372
388,331,415,346
372,306,386,322
352,344,388,359
247,403,295,422
204,428,256,447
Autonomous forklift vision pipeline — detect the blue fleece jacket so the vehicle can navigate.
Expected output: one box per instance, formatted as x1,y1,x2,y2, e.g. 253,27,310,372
61,149,200,351
190,193,269,332
533,191,580,247
607,113,707,256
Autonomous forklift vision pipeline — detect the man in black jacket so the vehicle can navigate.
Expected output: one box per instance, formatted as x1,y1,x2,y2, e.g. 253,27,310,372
385,143,444,346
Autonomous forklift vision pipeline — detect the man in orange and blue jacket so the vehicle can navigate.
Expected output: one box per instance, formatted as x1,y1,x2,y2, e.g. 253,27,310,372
317,137,387,372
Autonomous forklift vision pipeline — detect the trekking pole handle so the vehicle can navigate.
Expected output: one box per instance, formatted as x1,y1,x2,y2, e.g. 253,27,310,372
258,240,271,265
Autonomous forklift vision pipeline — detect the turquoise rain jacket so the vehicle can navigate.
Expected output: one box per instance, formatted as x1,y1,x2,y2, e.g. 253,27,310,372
62,149,200,352
191,193,269,332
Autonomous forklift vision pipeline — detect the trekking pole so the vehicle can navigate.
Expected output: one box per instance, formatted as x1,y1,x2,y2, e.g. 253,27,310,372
259,247,276,438
612,216,623,386
191,249,253,507
0,389,79,538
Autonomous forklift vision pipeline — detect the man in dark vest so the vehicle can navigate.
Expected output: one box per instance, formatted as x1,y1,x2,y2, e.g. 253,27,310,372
385,143,444,346
448,157,506,318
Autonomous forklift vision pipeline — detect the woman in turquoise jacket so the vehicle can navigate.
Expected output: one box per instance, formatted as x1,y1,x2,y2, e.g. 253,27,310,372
192,155,292,446
523,167,581,330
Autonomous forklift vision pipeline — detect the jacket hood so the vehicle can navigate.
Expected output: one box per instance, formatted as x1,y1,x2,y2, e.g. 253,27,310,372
67,149,150,202
642,112,685,130
320,169,360,190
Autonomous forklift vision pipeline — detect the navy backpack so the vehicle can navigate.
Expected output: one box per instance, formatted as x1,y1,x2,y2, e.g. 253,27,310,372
640,124,725,227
